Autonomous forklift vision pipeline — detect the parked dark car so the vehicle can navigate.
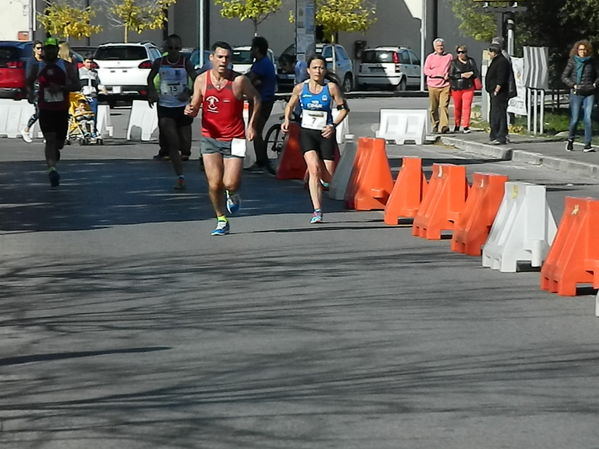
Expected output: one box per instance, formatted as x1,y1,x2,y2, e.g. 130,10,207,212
0,40,33,100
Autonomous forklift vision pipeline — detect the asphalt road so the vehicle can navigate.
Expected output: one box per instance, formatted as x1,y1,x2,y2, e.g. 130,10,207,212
0,98,598,449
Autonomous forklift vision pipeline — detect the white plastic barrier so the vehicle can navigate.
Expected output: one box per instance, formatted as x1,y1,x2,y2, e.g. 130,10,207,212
375,109,429,145
482,182,557,272
329,135,356,201
127,100,158,141
96,104,114,137
332,109,350,145
0,99,35,138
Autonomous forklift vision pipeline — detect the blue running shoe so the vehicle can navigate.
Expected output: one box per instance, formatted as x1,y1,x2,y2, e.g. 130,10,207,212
226,190,241,215
48,169,60,187
211,220,230,236
310,209,323,224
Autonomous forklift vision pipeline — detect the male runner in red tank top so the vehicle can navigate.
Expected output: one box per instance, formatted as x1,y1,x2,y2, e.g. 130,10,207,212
185,41,261,236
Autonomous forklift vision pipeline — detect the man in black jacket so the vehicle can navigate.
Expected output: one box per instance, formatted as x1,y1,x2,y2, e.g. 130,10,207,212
485,44,510,145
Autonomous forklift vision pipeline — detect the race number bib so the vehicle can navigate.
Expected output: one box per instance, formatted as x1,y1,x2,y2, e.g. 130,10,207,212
231,138,247,157
301,110,327,130
160,79,185,97
43,89,64,103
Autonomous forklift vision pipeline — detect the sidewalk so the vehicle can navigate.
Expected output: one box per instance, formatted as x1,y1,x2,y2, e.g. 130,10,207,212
439,130,599,179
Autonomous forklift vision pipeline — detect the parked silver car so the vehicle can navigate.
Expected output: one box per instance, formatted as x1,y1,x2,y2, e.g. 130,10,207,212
277,43,354,92
357,46,421,90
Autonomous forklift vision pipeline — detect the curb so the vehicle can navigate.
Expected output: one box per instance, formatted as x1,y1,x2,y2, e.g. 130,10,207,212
440,136,599,179
512,150,599,178
440,136,512,160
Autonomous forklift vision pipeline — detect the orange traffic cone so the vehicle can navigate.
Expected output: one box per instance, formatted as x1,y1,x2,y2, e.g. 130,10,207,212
541,197,599,296
412,164,469,239
276,122,307,180
384,157,428,225
345,137,393,210
450,172,508,255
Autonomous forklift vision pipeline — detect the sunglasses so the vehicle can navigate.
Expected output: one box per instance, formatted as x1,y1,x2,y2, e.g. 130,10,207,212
35,47,43,50
457,50,466,54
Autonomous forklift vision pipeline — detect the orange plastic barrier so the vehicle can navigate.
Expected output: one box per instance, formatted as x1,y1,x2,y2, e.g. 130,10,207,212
412,164,469,239
276,122,307,180
384,157,428,225
344,137,394,210
540,197,599,296
450,172,508,255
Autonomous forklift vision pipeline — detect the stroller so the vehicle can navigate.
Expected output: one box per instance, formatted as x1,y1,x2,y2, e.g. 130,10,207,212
66,92,103,145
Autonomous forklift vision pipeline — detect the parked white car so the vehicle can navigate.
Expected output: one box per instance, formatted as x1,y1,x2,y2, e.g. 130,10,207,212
231,46,276,75
94,41,161,100
357,46,421,90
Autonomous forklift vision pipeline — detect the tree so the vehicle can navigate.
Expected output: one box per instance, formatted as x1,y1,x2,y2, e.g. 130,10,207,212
315,0,376,44
214,0,283,36
103,0,177,42
450,0,599,86
449,0,497,42
37,0,102,41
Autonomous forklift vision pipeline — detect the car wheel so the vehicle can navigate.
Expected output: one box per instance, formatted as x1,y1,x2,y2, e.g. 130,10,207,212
395,77,407,91
342,74,353,93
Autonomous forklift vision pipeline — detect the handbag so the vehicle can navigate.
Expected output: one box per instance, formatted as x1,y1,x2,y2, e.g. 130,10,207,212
574,85,596,96
473,77,482,90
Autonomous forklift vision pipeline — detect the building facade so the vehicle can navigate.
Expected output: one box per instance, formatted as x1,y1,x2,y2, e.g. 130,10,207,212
21,0,487,66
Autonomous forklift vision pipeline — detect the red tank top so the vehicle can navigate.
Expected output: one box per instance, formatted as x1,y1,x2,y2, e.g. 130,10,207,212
37,60,69,111
201,71,245,140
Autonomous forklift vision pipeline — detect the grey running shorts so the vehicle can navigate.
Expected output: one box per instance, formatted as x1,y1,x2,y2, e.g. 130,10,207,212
200,136,242,159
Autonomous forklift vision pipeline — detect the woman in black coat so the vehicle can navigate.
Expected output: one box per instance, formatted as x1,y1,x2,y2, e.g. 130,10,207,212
449,45,479,133
561,39,599,152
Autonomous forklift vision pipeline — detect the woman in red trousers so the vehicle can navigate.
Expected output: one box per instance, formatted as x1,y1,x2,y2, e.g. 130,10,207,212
449,45,480,133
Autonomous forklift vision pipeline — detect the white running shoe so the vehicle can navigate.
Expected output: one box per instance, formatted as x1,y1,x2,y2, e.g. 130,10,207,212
21,129,32,143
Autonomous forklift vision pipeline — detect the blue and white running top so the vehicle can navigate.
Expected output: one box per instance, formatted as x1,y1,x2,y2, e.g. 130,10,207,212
300,81,333,130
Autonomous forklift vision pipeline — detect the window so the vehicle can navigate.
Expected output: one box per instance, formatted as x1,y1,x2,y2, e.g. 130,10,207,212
399,51,411,64
336,46,349,61
232,50,253,64
409,51,420,65
322,46,333,59
95,46,148,61
361,51,392,63
0,46,21,63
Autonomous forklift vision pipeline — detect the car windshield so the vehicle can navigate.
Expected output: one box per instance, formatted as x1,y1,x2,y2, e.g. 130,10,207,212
0,46,21,62
95,46,147,60
232,50,253,64
362,51,395,63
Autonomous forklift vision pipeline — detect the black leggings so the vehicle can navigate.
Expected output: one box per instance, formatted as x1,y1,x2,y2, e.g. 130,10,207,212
27,102,39,129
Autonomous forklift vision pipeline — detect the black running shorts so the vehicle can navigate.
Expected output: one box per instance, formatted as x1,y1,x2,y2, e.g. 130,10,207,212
39,109,69,148
157,105,194,127
299,127,336,160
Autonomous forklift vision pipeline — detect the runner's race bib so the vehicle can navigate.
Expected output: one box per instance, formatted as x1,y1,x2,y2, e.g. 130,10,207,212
231,138,247,157
160,79,185,97
301,110,327,130
44,89,64,103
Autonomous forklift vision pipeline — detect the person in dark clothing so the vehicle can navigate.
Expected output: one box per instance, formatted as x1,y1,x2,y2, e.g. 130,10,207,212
448,44,479,133
561,39,599,153
485,44,511,145
246,36,277,174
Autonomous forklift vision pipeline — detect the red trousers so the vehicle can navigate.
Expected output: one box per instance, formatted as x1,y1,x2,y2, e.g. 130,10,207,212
451,87,475,128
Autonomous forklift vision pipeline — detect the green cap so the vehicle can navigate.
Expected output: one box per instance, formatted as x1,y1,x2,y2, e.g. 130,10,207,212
44,37,59,47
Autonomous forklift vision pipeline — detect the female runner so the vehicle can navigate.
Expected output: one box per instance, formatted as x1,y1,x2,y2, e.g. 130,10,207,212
282,54,349,223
